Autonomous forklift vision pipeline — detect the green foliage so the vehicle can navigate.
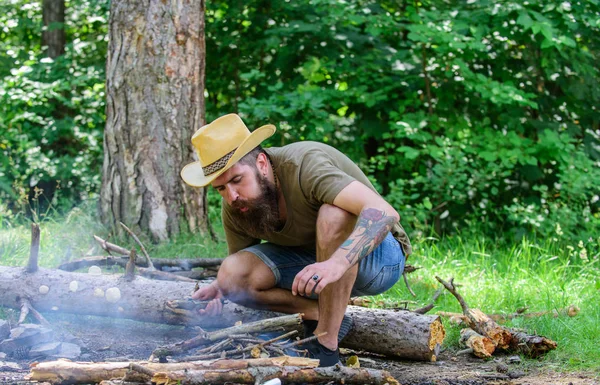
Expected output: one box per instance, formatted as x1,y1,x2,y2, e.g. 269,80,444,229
0,0,108,211
1,0,599,241
204,0,600,240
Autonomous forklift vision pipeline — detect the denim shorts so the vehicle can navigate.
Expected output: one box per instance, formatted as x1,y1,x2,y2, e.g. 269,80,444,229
243,232,405,298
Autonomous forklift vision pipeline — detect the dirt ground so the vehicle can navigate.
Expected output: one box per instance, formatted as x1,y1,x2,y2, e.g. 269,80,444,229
0,311,598,385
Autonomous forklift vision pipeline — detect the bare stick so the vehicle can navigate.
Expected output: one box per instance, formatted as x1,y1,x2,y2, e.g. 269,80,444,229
403,271,417,297
182,330,300,362
27,223,40,273
119,222,154,270
17,297,50,326
414,287,443,314
278,332,327,350
93,235,130,255
18,297,29,324
153,314,303,358
125,248,137,281
128,363,156,377
438,305,580,323
435,276,469,313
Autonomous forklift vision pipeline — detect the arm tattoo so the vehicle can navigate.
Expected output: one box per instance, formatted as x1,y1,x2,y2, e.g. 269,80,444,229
340,208,396,266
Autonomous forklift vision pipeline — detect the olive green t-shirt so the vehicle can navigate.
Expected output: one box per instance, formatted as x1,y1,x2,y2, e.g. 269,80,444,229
221,141,412,255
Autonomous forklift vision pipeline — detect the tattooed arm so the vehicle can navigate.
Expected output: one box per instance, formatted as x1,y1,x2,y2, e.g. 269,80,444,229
339,207,397,266
331,181,399,267
292,181,399,296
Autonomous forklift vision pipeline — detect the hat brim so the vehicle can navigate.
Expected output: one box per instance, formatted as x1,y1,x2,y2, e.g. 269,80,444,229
181,124,276,187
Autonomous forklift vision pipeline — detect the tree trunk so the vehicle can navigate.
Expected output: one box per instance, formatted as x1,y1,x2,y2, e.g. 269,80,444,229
42,0,65,58
0,266,444,361
101,0,209,242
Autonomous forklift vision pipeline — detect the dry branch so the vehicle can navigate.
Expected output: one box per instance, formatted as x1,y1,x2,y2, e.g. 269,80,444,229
124,249,136,281
435,276,512,349
17,297,49,326
119,222,154,270
153,314,303,358
93,235,130,256
27,223,41,273
413,287,443,315
437,305,580,323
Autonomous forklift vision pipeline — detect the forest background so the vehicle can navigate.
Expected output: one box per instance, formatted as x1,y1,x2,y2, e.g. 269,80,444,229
0,0,599,372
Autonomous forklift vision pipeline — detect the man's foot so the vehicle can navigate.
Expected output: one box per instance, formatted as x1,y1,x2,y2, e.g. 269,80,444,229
300,339,340,367
303,314,354,342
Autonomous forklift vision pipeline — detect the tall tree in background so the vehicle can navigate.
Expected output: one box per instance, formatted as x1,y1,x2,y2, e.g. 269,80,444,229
42,0,65,58
100,0,209,241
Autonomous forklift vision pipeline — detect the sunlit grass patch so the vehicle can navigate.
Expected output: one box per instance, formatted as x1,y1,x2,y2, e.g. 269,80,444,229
0,203,106,267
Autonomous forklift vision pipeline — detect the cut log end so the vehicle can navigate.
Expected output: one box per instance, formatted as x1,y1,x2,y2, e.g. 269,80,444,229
460,328,496,358
429,318,446,361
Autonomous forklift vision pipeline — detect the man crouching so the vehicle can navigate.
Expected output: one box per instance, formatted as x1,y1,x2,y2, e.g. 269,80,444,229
181,114,412,366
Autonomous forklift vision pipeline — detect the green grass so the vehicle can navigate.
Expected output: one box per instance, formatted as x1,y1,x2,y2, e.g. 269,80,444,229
375,234,600,371
1,204,599,372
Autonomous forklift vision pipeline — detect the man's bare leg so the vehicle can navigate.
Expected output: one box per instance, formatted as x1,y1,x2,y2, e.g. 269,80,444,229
216,252,320,320
313,204,357,351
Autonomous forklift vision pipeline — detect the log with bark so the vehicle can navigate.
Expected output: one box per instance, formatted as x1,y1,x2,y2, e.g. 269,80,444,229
436,276,512,349
58,254,223,272
27,357,319,384
459,328,495,358
151,365,400,385
436,276,557,358
0,266,444,361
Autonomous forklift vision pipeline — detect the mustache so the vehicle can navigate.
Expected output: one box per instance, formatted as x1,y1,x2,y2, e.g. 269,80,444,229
231,199,250,210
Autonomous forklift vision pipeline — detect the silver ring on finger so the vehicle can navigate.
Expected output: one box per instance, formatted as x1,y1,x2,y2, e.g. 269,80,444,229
312,274,319,282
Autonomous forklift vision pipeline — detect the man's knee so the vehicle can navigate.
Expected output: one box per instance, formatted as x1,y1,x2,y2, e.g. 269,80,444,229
217,252,275,301
316,204,356,248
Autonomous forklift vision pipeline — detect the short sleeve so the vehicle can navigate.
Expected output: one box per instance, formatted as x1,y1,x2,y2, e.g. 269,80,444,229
299,149,357,206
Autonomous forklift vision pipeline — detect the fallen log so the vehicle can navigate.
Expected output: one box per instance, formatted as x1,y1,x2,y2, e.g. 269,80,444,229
28,357,319,384
459,328,495,358
510,331,558,358
58,255,224,272
152,365,399,385
0,266,444,361
436,277,512,349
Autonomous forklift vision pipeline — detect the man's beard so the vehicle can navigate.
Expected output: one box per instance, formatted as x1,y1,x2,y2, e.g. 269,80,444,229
229,172,284,239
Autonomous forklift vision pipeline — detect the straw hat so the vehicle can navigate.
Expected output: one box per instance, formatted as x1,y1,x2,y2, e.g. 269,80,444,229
181,114,275,187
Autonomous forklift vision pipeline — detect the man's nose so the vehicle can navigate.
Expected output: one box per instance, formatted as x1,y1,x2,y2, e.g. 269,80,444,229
225,185,239,204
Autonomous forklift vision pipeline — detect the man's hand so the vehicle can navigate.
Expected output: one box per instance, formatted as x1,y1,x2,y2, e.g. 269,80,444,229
292,258,349,297
192,281,224,316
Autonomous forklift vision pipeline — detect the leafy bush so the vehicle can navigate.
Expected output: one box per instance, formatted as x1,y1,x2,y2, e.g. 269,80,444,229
0,0,108,212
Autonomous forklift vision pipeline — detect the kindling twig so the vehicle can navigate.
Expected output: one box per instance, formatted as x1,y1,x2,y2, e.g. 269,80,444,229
26,223,40,273
278,332,327,350
413,287,443,314
124,248,137,281
119,222,155,270
17,297,49,326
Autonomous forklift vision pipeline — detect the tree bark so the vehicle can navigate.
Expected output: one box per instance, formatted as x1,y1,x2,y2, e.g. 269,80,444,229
101,0,209,241
42,0,65,58
153,366,399,385
28,357,319,384
0,266,444,361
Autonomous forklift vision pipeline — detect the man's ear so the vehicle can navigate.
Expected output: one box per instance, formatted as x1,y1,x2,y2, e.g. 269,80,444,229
255,152,269,176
